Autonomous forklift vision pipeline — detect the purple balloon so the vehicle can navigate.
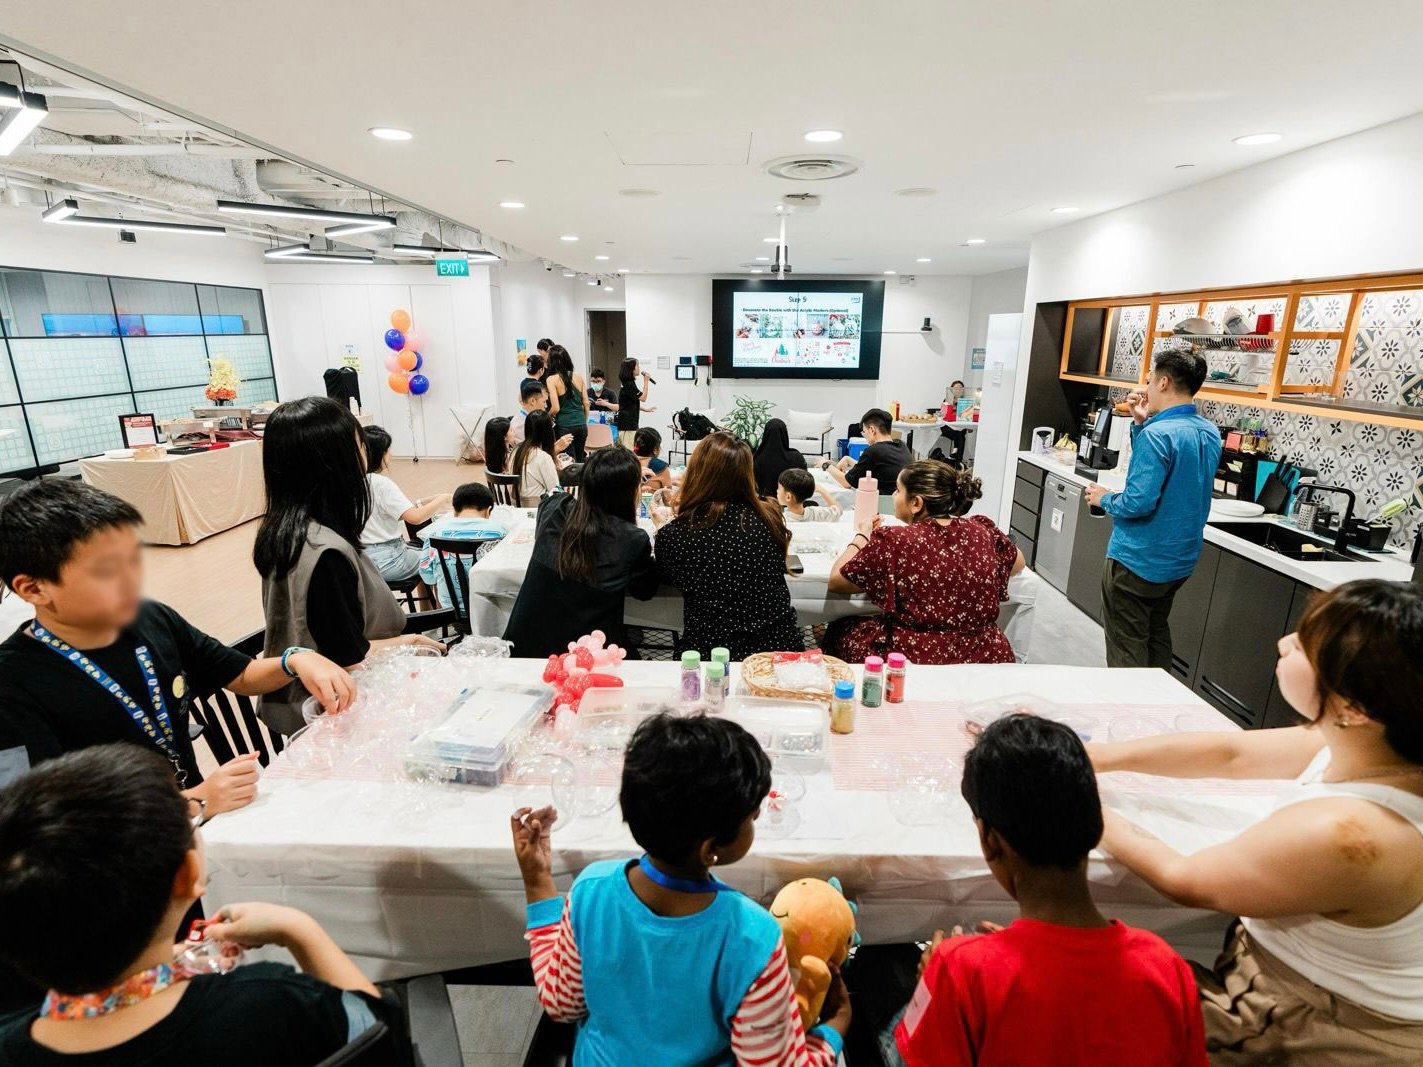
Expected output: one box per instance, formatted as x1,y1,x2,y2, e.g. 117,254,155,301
412,351,423,371
384,328,405,351
408,373,430,395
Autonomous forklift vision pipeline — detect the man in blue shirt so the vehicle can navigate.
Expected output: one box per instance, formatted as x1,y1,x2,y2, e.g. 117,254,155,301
1084,350,1221,669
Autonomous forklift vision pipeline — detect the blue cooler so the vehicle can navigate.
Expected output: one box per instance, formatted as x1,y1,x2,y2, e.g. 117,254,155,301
847,437,869,460
835,436,850,460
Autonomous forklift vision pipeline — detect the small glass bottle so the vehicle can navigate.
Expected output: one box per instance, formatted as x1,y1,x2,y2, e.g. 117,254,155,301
861,656,884,708
710,647,732,697
680,650,702,702
704,662,725,709
830,680,856,734
885,653,907,703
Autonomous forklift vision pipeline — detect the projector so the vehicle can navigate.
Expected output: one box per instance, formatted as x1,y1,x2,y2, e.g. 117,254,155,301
779,193,821,214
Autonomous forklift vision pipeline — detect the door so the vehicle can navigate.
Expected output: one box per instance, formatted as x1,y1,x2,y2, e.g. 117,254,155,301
586,310,627,378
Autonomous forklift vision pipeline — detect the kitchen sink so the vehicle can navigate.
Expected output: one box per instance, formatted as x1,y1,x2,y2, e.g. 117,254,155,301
1208,521,1373,563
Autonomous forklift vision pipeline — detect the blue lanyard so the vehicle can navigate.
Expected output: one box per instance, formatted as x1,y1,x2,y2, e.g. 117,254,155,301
30,623,180,770
637,854,735,894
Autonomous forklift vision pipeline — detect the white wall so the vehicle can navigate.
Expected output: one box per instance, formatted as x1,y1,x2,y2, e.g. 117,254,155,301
264,262,497,458
997,110,1423,523
964,267,1029,388
624,274,972,439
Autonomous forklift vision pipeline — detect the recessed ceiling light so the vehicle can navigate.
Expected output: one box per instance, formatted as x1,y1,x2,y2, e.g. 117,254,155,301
603,286,614,292
804,129,842,143
894,187,938,198
368,127,412,141
883,270,897,275
1174,163,1196,170
618,188,661,198
964,238,986,246
1051,206,1080,214
1233,132,1282,146
587,278,598,286
617,268,630,273
498,200,524,209
562,271,575,277
595,254,610,261
560,234,579,242
750,269,764,274
916,257,932,263
755,256,771,262
763,237,781,244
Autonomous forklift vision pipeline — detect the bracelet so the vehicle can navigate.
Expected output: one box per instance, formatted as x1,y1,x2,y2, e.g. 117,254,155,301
280,646,313,678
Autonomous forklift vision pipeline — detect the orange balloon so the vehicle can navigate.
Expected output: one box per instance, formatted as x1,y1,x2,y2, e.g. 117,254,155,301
396,350,418,372
389,308,412,332
387,372,410,394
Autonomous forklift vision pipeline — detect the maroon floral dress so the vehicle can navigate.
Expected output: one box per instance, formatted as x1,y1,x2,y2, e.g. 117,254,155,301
825,515,1017,665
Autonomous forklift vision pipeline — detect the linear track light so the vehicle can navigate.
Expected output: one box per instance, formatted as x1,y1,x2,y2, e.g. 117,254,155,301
40,198,224,236
0,83,48,156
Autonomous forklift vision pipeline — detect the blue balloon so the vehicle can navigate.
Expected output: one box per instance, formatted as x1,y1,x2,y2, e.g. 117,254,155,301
412,351,423,371
384,328,405,351
408,374,430,395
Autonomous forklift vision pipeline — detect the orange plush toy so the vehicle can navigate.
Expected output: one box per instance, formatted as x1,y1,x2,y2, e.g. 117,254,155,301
769,876,860,1030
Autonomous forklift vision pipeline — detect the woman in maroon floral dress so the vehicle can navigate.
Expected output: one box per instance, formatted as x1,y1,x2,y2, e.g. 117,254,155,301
825,460,1023,664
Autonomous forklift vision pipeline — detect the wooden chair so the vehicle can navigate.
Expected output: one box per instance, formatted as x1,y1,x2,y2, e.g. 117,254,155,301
428,535,503,637
487,471,522,507
189,630,285,766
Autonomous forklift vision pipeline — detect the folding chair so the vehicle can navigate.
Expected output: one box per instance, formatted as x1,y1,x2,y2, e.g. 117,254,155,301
450,403,494,465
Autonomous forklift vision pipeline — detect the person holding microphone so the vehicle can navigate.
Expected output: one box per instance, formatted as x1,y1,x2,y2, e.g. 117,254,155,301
1083,349,1220,669
615,357,656,447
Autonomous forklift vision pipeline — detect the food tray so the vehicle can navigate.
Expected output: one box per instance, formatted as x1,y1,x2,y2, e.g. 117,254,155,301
740,652,853,704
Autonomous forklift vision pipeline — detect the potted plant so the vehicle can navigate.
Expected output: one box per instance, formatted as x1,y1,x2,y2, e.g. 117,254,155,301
722,395,774,447
205,357,239,405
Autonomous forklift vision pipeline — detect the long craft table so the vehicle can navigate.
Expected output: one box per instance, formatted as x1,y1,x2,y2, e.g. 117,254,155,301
201,660,1265,980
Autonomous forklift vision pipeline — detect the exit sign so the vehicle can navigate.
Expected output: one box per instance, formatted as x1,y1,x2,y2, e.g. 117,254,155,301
435,256,468,277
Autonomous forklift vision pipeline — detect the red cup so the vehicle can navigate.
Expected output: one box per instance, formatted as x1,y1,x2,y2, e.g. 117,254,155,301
1254,313,1275,334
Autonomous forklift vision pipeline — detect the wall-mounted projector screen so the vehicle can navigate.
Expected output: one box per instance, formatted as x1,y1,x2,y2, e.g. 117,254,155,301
711,279,885,380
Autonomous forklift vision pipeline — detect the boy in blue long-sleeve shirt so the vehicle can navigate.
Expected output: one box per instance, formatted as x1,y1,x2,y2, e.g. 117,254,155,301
1084,349,1221,669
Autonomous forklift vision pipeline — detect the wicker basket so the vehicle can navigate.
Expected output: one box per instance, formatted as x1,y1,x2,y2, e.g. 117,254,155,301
740,652,854,703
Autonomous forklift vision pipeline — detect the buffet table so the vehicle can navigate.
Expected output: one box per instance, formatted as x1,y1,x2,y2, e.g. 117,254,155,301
201,660,1263,980
79,440,265,545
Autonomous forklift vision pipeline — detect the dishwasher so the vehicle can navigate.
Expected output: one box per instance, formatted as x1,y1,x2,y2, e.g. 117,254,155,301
1035,473,1081,593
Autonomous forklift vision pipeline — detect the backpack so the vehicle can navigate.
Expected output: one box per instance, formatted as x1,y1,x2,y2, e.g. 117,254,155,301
674,408,719,441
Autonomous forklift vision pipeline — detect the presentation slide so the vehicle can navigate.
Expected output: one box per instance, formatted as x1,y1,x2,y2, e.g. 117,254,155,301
731,290,864,371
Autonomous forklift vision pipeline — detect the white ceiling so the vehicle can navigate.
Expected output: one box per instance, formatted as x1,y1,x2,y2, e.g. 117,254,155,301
6,1,1423,276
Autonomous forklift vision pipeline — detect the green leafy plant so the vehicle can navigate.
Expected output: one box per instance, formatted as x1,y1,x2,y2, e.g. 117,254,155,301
722,395,775,447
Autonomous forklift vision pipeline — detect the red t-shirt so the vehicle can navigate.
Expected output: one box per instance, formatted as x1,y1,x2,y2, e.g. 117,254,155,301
896,919,1207,1067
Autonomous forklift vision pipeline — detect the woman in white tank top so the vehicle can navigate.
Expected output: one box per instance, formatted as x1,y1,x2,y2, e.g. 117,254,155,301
1089,579,1423,1064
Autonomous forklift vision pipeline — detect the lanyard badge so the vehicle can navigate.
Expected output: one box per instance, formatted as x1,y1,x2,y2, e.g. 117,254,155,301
30,623,186,786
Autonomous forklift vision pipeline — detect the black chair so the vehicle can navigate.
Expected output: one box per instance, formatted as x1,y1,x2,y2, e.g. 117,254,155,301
522,1016,575,1067
488,471,522,507
428,535,502,637
189,630,286,767
388,573,425,613
312,1021,400,1066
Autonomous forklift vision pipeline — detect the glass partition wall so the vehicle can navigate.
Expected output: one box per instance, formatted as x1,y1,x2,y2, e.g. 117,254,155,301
0,268,275,474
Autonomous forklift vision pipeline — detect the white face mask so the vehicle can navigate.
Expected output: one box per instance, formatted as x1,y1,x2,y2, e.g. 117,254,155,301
590,384,602,394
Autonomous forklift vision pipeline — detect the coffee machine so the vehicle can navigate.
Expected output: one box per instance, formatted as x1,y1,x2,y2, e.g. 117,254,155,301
1075,407,1121,475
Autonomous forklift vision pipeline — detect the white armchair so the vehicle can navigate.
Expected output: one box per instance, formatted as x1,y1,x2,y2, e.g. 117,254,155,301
784,409,834,458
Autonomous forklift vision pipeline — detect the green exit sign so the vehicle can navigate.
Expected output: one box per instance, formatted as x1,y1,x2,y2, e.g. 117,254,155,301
435,256,468,277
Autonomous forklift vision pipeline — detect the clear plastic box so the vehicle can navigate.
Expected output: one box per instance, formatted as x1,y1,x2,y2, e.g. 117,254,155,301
722,696,827,764
575,687,681,749
960,693,1095,742
403,684,552,786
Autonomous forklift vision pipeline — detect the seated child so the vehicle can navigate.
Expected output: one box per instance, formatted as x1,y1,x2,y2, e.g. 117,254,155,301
895,714,1206,1066
511,713,848,1064
633,427,672,490
417,482,507,610
777,468,843,523
0,744,402,1064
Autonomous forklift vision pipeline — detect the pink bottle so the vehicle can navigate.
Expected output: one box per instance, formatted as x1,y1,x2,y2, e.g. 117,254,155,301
854,474,878,528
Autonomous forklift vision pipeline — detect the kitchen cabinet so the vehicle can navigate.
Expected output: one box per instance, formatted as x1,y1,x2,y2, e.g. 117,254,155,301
1066,497,1113,623
1194,551,1297,728
1167,543,1220,690
1010,461,1046,566
1262,581,1316,729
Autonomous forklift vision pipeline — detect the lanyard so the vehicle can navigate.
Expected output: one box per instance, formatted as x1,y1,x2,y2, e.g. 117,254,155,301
637,854,735,894
30,623,184,783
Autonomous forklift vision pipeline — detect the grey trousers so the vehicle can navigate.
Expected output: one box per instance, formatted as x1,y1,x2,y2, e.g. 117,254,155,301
1101,558,1186,669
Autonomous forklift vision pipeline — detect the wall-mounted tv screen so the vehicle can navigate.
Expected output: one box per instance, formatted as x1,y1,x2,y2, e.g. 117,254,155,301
711,279,885,380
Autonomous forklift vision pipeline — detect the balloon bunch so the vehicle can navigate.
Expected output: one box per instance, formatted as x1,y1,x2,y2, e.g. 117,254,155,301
383,308,430,395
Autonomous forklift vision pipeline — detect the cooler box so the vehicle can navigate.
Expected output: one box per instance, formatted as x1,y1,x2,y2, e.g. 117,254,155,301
847,437,869,460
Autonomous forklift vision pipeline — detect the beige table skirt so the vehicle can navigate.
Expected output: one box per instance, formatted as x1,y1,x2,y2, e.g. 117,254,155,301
80,440,265,545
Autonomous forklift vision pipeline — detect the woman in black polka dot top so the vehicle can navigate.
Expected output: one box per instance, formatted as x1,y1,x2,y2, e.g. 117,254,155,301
653,432,803,660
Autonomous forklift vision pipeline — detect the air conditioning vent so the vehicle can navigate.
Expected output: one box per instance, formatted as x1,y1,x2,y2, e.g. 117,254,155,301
764,155,859,182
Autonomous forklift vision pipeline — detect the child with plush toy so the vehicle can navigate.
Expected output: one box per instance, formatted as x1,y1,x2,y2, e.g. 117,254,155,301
510,712,850,1064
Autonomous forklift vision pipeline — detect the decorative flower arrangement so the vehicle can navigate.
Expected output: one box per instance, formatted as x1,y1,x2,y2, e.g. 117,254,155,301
205,358,239,403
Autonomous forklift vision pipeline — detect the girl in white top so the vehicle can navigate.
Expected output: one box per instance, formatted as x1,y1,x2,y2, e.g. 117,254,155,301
359,425,451,581
512,410,563,509
1089,578,1423,1063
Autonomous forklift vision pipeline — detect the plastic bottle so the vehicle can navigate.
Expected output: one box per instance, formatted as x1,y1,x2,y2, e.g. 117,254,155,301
885,653,907,703
704,662,725,709
710,647,732,697
640,492,652,520
861,656,884,708
854,474,878,529
830,680,856,734
680,651,702,702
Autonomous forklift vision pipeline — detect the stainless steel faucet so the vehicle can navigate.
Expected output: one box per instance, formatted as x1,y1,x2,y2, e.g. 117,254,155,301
1297,482,1356,553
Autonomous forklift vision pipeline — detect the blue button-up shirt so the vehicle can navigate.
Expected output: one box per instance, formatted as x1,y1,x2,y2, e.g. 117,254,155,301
1100,404,1222,584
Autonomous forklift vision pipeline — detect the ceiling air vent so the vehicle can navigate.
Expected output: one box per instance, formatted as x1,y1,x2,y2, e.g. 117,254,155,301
764,155,859,182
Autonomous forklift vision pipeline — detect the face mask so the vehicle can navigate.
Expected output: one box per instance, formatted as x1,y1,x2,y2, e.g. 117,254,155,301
590,384,601,394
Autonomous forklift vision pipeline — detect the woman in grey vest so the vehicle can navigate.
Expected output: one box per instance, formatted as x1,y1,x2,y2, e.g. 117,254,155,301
253,397,442,734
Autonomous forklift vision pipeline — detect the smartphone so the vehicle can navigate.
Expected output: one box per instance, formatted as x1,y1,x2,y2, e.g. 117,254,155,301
787,554,804,575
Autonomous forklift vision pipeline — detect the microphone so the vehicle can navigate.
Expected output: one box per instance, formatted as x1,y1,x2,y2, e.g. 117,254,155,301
645,375,658,385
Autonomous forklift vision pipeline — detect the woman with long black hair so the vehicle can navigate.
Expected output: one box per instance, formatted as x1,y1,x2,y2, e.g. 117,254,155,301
545,344,589,462
502,447,658,657
253,397,442,733
483,415,512,475
511,410,562,507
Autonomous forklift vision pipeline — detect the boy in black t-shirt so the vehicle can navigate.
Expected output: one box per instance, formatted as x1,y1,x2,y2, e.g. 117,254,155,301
0,480,355,810
0,745,404,1065
821,407,912,496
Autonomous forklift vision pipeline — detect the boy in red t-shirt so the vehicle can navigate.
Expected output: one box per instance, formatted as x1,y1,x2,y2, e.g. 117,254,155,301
896,713,1207,1067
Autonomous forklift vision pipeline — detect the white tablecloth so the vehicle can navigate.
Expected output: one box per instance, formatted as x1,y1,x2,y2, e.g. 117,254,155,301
202,662,1264,979
463,511,1041,658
